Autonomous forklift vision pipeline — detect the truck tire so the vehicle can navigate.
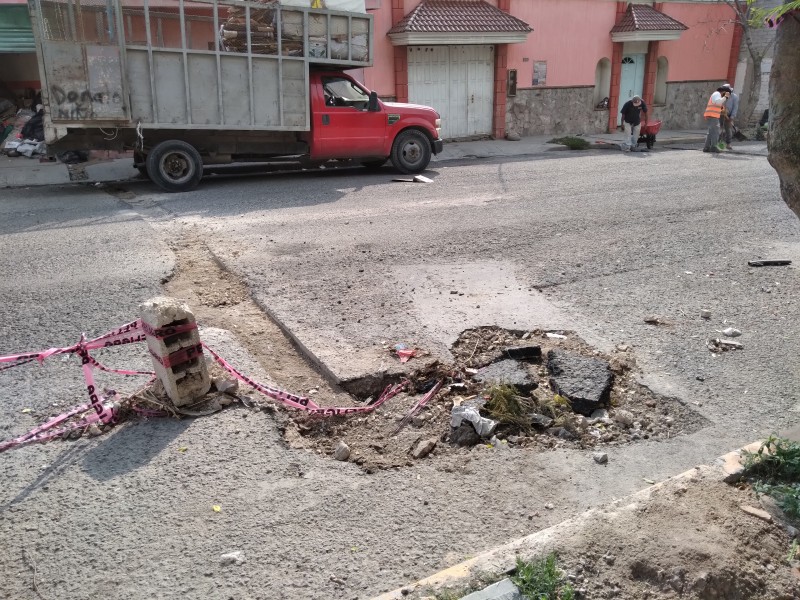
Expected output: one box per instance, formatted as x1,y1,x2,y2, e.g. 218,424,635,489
390,130,431,174
146,140,203,192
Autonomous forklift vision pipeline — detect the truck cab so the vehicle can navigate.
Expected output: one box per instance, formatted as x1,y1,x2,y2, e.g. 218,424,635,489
306,70,443,173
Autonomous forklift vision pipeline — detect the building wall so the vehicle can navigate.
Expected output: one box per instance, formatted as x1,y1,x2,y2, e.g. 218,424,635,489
657,3,736,81
506,85,607,136
362,0,396,94
650,79,724,129
507,0,617,87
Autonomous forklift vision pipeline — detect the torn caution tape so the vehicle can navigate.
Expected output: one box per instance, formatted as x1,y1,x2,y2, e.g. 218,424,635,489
1,319,440,452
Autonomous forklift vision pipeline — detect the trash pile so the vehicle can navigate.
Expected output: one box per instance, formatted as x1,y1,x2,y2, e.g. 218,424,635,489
1,99,46,159
220,0,368,60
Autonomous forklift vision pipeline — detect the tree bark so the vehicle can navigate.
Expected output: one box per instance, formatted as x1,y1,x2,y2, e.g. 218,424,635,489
767,13,800,218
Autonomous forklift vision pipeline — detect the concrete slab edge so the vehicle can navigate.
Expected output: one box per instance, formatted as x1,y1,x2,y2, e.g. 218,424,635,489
371,439,767,600
202,245,345,390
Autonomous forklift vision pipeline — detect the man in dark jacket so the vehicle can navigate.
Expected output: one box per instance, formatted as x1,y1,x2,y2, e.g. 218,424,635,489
619,95,648,152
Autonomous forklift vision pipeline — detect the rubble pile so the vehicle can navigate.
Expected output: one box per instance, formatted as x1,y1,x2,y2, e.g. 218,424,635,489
283,327,708,471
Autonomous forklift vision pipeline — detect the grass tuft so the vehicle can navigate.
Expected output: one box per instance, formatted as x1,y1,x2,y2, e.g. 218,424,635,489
743,435,800,519
547,136,590,150
512,553,575,599
484,384,536,431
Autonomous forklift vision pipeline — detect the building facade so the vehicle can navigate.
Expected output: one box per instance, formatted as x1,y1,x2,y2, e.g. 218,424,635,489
2,0,747,137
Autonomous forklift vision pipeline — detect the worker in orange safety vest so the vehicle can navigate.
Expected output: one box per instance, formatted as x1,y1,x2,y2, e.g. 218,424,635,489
703,86,731,153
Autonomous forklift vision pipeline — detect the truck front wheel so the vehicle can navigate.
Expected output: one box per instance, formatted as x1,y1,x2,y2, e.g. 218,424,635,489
146,140,203,192
390,130,431,174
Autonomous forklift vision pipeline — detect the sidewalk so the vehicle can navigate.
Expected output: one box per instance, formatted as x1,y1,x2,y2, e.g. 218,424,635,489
0,129,707,189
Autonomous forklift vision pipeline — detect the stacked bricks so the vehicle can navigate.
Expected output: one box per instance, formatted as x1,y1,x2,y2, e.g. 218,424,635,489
140,297,210,407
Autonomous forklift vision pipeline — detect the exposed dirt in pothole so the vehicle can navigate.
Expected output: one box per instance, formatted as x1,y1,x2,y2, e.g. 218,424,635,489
283,326,708,472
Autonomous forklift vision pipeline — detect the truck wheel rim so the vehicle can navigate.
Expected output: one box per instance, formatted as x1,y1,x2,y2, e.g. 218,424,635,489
402,141,422,165
161,152,194,184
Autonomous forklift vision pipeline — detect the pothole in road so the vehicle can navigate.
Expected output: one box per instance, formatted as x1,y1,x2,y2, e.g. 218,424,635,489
164,233,708,473
285,327,710,472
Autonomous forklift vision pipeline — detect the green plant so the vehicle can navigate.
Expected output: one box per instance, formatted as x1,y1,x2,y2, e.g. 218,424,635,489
787,539,799,563
511,553,575,600
743,436,800,519
484,384,536,431
547,136,590,150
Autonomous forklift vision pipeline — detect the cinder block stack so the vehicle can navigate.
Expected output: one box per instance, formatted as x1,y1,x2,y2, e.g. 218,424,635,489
140,297,211,407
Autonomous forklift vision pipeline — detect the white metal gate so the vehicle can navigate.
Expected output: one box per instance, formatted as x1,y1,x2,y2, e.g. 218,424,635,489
407,45,494,139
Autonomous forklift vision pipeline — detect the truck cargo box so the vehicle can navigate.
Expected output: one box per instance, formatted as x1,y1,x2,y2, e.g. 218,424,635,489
28,0,374,142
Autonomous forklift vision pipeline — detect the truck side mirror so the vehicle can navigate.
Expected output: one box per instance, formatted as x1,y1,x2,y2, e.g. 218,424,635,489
368,91,379,112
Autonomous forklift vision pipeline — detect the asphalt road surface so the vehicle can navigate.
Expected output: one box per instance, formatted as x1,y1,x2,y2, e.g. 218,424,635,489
1,143,798,599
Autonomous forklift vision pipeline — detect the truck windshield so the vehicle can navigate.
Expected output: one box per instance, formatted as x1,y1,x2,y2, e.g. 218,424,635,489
322,77,370,110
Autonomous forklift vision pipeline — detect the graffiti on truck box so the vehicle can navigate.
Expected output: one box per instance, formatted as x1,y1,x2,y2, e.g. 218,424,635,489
50,85,123,120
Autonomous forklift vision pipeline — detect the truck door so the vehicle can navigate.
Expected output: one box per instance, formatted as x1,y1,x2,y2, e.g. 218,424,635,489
312,75,386,159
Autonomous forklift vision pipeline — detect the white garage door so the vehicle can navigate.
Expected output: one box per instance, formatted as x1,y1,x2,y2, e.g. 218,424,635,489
407,45,494,140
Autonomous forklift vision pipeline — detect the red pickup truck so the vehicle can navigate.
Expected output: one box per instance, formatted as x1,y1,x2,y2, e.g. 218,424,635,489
304,70,443,172
132,70,443,191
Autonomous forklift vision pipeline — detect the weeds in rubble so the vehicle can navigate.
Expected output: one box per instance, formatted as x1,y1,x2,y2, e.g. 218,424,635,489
743,435,800,520
484,384,536,432
547,136,590,150
512,553,575,600
540,394,572,420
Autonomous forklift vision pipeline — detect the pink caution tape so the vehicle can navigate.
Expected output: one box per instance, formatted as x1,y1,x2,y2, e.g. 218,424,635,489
201,342,409,416
0,318,426,452
392,380,443,435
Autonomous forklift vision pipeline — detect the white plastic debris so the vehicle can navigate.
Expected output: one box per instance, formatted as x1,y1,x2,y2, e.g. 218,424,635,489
722,327,742,337
451,405,497,438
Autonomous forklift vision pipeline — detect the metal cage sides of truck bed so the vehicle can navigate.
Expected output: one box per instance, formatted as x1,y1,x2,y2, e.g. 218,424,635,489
28,0,374,141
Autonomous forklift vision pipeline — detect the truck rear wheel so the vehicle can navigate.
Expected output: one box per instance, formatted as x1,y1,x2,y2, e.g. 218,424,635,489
390,130,431,174
146,140,203,192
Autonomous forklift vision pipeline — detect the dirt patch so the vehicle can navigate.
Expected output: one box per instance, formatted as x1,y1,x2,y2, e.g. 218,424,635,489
555,472,800,599
397,466,800,600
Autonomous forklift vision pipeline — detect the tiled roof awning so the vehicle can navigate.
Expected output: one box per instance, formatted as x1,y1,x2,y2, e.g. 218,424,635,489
610,4,688,42
389,0,532,46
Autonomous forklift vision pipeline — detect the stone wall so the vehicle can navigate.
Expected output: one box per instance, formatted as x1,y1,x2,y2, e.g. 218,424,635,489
649,80,725,130
506,86,608,137
506,81,722,136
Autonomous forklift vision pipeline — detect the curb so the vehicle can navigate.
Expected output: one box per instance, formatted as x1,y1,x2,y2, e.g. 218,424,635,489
370,439,767,600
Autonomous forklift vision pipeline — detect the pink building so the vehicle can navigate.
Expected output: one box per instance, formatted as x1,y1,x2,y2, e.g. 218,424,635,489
1,0,741,136
365,0,739,138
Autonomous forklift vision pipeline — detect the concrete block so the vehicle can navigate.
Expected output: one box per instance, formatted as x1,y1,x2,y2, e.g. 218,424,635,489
140,297,211,406
460,578,521,600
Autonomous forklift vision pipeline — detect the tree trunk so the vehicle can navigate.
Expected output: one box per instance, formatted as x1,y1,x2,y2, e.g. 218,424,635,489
767,14,800,218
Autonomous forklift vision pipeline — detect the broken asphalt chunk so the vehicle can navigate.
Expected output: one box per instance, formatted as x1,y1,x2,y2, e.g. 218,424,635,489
472,359,538,395
547,349,614,417
450,422,482,447
503,345,542,361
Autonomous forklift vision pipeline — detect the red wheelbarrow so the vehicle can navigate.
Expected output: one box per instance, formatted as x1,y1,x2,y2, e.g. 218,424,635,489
637,120,662,149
